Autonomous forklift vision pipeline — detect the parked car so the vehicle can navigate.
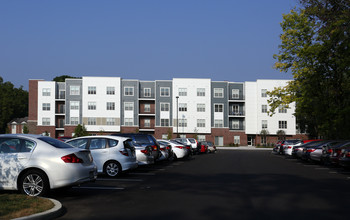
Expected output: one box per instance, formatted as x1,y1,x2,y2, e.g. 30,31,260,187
157,139,189,159
134,145,155,165
57,136,72,142
187,138,199,153
0,134,97,196
328,141,350,165
174,138,194,155
198,141,209,153
283,140,303,156
309,140,343,163
339,146,350,168
112,133,161,160
66,136,138,177
158,141,174,161
294,140,325,159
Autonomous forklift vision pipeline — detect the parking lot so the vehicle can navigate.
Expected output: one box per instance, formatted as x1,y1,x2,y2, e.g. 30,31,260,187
52,149,349,220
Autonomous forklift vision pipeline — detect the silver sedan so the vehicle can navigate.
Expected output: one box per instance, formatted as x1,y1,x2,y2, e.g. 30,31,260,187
0,134,97,196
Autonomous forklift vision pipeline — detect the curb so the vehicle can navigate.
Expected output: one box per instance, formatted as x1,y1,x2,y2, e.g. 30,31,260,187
217,146,273,151
14,198,63,220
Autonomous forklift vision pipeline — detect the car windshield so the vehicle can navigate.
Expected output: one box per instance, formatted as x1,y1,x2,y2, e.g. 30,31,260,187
38,136,73,149
285,140,301,145
133,135,153,144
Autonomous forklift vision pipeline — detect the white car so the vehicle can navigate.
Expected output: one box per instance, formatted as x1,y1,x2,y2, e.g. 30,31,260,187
0,134,97,196
157,139,189,159
134,145,154,165
283,140,303,156
66,136,138,177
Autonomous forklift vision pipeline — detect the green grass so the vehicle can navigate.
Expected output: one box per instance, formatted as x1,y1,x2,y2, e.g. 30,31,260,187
0,193,54,219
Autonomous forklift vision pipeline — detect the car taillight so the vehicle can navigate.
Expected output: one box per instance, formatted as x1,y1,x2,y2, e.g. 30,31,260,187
346,152,350,158
151,145,158,151
166,146,170,150
141,149,150,155
120,149,129,156
61,153,83,163
160,148,166,151
288,146,292,149
307,149,316,153
175,146,184,149
328,149,332,153
186,146,191,149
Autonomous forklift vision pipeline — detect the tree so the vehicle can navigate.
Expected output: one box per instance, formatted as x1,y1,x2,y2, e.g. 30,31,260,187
52,75,80,82
22,124,29,134
167,128,172,140
277,130,286,141
260,129,270,146
0,77,28,133
269,0,350,139
73,124,89,137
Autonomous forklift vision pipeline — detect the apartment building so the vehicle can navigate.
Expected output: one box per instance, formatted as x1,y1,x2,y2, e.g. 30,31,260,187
28,77,302,146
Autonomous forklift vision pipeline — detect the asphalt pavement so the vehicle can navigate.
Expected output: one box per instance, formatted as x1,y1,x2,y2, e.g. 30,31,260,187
34,148,350,220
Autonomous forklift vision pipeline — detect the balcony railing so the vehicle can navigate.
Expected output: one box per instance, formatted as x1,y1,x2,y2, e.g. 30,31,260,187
229,112,245,116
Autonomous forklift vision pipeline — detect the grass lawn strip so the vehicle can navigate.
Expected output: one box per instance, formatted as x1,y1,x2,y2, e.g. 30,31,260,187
0,194,54,219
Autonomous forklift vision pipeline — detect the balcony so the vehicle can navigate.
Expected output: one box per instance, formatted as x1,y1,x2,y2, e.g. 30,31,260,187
229,111,245,117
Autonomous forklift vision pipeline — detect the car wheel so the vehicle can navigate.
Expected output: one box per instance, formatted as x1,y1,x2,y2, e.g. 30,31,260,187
19,170,49,196
104,161,122,177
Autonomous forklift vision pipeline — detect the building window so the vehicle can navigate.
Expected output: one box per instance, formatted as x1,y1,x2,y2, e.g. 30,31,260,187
88,117,96,125
197,135,206,142
125,118,133,126
261,89,267,97
107,87,115,95
179,119,187,127
124,87,134,96
261,136,267,145
42,118,50,125
107,102,115,110
161,119,169,127
278,105,287,113
70,101,79,110
197,119,205,127
178,88,187,96
214,88,224,98
231,105,239,114
70,117,79,125
144,88,151,97
144,119,151,127
214,104,223,112
262,120,268,129
197,88,205,96
42,88,51,96
197,104,205,112
144,104,151,112
160,103,170,111
160,87,170,97
214,119,223,128
231,120,239,129
88,102,96,110
70,86,80,95
279,121,287,129
106,118,115,125
262,105,267,113
124,102,134,111
42,103,50,111
234,136,240,144
179,103,187,112
232,89,239,99
88,86,96,94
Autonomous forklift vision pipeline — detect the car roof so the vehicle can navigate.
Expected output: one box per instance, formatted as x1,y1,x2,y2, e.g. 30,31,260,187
67,135,131,141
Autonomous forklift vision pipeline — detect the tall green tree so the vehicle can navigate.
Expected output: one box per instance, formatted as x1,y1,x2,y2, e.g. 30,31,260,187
0,77,28,133
269,0,350,139
73,124,89,137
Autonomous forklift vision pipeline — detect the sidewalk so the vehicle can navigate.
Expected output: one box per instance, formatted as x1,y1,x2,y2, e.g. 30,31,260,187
217,146,272,151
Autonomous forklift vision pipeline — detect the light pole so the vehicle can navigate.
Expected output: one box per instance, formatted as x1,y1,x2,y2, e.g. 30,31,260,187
176,96,179,137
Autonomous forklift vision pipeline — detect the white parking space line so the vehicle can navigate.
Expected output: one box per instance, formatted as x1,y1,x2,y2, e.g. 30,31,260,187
73,186,125,190
129,172,156,176
98,178,143,182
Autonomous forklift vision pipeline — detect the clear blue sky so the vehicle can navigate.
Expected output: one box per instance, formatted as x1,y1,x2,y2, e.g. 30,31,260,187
0,0,298,90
